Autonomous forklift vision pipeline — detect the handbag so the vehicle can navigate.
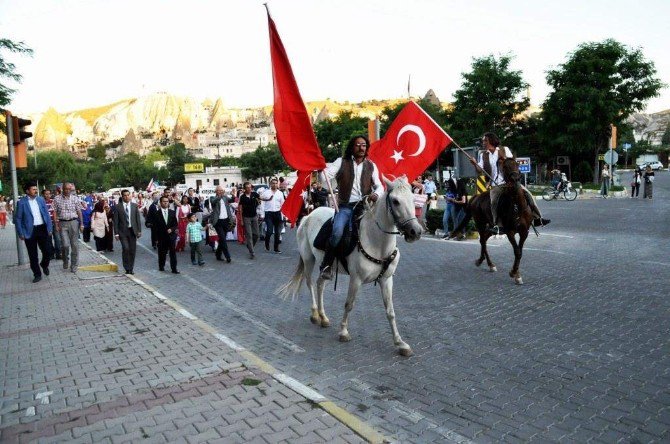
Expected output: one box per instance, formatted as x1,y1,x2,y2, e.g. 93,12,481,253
413,193,427,209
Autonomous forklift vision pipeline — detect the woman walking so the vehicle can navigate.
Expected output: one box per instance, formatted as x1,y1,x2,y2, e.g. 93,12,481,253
0,196,8,229
631,169,641,198
91,200,109,251
104,202,115,252
643,165,655,199
176,195,190,252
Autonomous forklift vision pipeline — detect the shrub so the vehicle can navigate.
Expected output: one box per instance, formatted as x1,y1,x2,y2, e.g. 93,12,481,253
426,209,444,234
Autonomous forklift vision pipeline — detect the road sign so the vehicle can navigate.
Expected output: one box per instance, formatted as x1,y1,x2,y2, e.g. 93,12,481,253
598,154,605,161
604,150,619,165
184,163,205,173
516,157,531,174
623,143,632,150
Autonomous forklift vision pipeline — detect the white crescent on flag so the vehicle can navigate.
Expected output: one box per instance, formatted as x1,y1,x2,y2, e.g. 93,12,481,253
396,124,426,157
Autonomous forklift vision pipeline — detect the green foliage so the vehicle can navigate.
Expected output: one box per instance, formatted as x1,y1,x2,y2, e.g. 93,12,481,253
540,39,664,182
163,143,195,185
662,124,670,146
238,144,288,181
87,144,107,162
314,110,368,161
447,54,530,144
573,160,593,184
0,38,33,111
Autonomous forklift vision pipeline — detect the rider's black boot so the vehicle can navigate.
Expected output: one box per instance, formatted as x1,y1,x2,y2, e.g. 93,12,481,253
319,248,336,280
533,217,551,226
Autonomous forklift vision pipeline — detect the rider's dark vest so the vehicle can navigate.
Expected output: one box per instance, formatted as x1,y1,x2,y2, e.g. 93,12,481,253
336,157,374,205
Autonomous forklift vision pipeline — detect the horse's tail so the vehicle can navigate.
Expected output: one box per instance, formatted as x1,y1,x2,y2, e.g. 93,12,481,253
275,255,305,301
452,203,472,236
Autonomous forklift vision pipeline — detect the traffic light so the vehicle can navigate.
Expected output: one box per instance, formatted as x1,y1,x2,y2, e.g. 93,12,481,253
11,116,31,168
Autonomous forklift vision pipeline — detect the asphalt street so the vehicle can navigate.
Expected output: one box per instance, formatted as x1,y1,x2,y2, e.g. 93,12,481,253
99,174,670,443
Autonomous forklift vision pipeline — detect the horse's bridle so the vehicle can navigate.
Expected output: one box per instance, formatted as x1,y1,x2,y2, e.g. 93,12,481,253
371,189,417,236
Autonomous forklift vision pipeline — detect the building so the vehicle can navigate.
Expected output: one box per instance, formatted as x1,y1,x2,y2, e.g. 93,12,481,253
183,166,245,190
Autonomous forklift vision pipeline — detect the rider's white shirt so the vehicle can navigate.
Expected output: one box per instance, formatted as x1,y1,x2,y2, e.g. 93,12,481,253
322,157,384,203
478,146,513,186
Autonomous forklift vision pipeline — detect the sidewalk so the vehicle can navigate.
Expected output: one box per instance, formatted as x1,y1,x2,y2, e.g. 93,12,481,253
0,227,383,443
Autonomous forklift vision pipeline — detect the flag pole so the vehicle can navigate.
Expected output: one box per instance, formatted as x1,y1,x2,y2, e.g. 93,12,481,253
450,139,495,184
320,170,339,212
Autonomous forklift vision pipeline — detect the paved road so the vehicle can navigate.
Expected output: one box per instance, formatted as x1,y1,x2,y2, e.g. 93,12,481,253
99,175,670,443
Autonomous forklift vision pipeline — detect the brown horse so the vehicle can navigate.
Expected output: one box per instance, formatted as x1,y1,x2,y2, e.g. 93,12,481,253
452,158,533,284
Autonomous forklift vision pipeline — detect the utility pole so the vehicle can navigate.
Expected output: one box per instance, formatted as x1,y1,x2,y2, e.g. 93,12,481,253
5,110,27,264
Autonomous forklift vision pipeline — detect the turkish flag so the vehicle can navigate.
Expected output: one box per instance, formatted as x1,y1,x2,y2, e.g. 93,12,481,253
267,11,326,172
368,101,452,180
281,171,312,227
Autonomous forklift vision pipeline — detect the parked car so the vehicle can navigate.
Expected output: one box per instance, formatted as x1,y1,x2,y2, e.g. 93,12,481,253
637,161,664,171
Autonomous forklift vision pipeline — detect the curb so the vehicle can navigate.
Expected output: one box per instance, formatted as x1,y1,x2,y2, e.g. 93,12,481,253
78,240,390,444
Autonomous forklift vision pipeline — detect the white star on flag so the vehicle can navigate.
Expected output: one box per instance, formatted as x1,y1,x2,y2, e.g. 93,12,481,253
391,150,404,164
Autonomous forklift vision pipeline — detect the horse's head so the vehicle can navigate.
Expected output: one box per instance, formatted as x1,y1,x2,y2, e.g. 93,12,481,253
502,158,521,184
382,176,422,242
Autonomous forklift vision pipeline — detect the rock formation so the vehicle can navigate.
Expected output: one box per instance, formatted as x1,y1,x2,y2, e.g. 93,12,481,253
626,110,670,146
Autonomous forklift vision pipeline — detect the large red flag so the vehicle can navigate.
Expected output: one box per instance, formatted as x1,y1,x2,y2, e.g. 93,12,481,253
267,10,326,171
281,171,312,227
368,101,452,180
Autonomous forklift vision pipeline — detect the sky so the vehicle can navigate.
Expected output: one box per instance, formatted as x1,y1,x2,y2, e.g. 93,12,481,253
1,0,669,115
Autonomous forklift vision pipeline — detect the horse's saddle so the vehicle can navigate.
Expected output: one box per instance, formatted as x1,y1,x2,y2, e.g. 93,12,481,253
313,205,364,273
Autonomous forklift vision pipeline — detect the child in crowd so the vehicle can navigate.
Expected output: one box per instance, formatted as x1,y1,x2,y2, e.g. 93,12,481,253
185,213,205,266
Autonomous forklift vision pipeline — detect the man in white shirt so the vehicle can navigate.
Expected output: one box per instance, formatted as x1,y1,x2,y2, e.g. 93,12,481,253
318,135,384,279
261,178,286,253
472,132,548,233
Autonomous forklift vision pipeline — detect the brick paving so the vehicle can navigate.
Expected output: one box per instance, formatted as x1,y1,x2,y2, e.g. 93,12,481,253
0,227,367,443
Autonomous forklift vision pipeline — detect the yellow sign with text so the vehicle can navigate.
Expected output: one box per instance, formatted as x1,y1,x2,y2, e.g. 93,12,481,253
184,163,204,173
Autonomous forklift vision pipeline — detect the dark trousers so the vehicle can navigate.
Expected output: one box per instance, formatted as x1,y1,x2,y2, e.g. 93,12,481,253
119,230,137,272
25,224,52,278
82,224,91,242
264,211,283,251
157,235,177,271
150,226,157,248
190,241,203,264
94,236,106,252
214,219,231,260
631,183,640,197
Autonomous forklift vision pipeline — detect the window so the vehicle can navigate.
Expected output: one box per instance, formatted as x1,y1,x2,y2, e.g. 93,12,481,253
196,180,202,187
213,179,220,186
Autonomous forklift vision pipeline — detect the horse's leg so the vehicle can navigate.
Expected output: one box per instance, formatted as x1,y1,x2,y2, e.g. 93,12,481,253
339,275,361,342
477,231,497,272
507,231,522,284
316,275,330,328
514,229,528,285
304,253,320,324
379,276,413,357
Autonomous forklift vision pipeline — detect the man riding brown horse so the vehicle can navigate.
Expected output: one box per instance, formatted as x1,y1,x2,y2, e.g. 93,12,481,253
469,132,550,234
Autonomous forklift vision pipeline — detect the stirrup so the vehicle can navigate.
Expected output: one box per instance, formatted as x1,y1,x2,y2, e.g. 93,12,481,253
488,225,504,235
533,218,551,226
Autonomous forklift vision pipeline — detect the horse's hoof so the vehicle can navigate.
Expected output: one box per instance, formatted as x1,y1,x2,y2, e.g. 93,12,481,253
320,318,331,328
339,333,351,342
399,347,414,357
515,277,523,285
310,316,319,325
489,266,497,272
475,260,482,267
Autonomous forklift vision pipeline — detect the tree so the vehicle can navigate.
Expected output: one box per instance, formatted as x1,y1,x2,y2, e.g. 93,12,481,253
447,54,530,144
662,124,670,146
238,144,288,182
163,143,195,185
540,39,664,183
0,38,33,132
314,110,368,161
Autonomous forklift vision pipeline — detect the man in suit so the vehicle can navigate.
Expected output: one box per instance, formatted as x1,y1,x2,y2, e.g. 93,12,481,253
208,185,234,263
113,189,142,274
15,181,54,283
145,191,160,249
151,196,179,274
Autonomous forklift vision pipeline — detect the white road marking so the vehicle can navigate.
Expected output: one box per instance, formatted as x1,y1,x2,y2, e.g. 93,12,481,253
213,333,245,351
422,237,501,247
136,242,305,353
177,308,197,320
152,291,167,300
524,248,570,255
35,391,53,405
641,260,670,267
25,406,35,417
273,373,327,403
540,233,574,239
349,378,474,444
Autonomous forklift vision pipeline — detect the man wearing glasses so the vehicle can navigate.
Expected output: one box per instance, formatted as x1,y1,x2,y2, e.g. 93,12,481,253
318,135,383,280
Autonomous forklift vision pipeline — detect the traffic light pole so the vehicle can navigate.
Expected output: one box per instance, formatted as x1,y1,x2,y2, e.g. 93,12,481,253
5,110,27,265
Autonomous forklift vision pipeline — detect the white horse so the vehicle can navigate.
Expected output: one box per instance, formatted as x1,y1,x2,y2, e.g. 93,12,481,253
277,176,423,356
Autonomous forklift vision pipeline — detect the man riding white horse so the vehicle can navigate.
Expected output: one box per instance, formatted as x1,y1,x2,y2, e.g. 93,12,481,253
319,135,384,280
471,132,550,234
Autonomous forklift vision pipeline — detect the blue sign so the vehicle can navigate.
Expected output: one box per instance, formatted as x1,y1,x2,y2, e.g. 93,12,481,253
516,157,531,174
623,143,632,150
